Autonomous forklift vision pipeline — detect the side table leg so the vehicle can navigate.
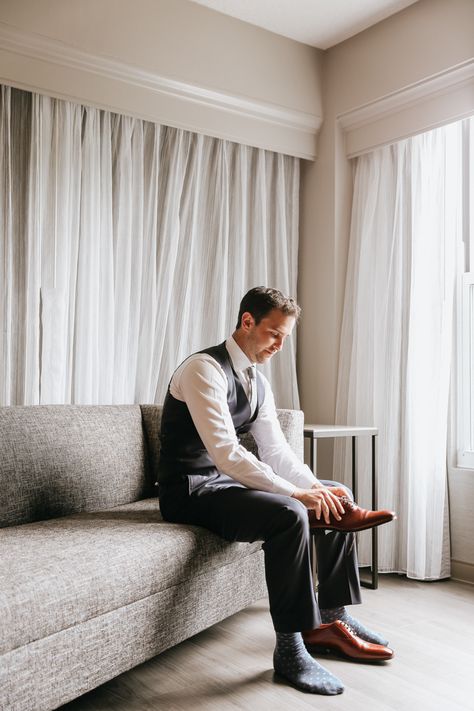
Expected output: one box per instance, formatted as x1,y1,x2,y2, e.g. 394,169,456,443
370,434,379,590
357,434,379,590
307,435,318,590
310,438,318,476
351,436,357,500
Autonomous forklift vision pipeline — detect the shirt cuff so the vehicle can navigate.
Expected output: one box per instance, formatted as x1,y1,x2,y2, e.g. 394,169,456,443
272,477,297,497
296,465,320,489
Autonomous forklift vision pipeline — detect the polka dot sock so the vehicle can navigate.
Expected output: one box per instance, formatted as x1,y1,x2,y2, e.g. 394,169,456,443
320,606,389,646
273,632,344,695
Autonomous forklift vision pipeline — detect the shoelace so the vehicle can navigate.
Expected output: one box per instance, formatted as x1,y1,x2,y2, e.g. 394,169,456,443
338,496,356,511
338,620,353,633
338,620,367,643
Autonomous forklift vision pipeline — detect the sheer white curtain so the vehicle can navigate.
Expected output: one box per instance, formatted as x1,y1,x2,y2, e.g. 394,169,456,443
335,121,465,580
0,85,300,408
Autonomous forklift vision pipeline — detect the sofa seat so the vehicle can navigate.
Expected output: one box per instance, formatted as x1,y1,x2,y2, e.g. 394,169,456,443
0,498,263,656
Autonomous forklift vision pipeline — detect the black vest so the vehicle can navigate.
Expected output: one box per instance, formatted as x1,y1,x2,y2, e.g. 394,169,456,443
157,342,265,485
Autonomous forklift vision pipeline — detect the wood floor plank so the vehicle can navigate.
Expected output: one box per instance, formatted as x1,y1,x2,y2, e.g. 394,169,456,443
59,575,474,711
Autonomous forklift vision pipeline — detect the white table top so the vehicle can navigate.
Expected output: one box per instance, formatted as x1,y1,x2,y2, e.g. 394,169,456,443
304,424,378,438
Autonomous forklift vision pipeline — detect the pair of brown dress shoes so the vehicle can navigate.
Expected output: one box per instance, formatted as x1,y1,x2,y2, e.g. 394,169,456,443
306,494,396,660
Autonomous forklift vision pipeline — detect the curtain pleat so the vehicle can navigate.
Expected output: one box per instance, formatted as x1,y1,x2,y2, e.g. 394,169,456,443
335,120,466,580
0,85,300,408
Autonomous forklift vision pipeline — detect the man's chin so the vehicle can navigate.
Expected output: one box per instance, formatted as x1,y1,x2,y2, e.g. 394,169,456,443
257,350,274,363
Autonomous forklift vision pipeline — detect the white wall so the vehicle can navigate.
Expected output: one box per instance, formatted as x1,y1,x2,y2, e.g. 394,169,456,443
0,0,323,158
298,0,474,578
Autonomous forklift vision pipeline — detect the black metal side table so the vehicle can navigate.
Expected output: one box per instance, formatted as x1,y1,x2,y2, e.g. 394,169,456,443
304,424,379,590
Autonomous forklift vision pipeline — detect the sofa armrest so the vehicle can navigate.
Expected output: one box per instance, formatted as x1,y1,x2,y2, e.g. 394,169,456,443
239,408,304,462
276,408,305,461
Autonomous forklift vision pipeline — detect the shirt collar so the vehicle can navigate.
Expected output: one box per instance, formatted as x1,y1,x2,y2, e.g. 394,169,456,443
225,335,254,373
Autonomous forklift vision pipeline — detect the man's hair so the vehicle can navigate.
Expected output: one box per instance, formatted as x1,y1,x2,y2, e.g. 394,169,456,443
236,287,301,329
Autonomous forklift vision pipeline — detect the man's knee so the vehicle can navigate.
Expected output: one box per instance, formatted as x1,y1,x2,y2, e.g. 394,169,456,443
273,496,310,535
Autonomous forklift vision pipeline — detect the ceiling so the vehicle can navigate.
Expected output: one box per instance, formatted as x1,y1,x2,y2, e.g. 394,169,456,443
187,0,419,49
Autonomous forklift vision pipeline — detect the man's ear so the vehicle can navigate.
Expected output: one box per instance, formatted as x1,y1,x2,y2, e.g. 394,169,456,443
241,311,255,332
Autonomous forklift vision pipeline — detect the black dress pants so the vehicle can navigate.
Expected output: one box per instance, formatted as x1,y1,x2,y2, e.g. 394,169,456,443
159,476,361,633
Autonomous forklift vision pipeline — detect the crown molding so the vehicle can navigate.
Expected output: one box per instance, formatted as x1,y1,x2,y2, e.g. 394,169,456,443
0,22,321,159
338,59,474,157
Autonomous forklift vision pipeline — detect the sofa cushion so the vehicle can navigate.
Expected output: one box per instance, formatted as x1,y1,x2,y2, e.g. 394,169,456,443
0,405,151,527
0,499,263,655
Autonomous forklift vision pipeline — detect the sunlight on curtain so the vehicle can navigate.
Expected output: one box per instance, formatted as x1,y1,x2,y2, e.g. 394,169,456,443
0,86,300,408
335,120,465,580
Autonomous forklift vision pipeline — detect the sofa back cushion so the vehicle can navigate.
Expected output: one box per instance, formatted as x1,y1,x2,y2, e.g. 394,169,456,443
139,404,305,485
0,405,150,528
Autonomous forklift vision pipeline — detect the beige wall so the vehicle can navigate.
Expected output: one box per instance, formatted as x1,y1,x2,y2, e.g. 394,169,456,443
0,0,322,114
0,0,323,157
298,0,474,575
324,0,474,114
449,466,474,582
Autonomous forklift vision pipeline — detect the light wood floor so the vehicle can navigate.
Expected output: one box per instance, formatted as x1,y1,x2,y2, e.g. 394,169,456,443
60,575,474,711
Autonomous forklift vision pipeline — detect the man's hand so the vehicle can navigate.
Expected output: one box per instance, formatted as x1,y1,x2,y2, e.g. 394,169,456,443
291,482,346,524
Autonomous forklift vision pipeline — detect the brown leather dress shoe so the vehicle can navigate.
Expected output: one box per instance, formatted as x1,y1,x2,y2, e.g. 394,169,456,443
303,620,394,661
308,496,396,533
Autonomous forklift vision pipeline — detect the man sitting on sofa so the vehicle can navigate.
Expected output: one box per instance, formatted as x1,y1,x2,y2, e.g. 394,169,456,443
158,286,395,696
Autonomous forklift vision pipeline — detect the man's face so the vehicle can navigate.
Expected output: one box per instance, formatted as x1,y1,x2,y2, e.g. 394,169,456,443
241,308,295,364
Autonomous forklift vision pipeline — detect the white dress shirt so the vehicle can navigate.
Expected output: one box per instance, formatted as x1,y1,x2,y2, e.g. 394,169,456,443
169,336,317,496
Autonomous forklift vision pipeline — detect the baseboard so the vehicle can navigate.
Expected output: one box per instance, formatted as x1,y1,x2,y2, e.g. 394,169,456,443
451,559,474,584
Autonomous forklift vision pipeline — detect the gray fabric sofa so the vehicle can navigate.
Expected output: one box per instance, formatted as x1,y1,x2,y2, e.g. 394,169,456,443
0,404,304,711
